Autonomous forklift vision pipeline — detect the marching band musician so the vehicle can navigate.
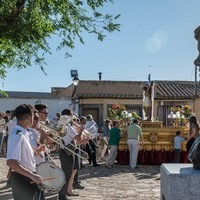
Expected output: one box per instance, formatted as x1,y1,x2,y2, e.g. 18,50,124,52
35,104,49,144
71,115,85,190
85,115,100,167
29,110,47,165
35,103,56,152
7,104,45,200
58,109,88,200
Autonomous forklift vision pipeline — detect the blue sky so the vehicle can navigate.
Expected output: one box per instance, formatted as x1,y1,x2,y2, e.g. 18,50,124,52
1,0,200,92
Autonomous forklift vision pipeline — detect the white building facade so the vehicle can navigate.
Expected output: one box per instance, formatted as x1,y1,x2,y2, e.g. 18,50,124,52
0,91,73,120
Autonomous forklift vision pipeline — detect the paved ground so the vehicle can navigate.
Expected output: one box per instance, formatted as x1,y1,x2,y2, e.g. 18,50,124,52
0,154,160,200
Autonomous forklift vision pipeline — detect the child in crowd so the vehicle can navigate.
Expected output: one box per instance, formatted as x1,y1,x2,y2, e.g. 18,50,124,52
173,131,186,163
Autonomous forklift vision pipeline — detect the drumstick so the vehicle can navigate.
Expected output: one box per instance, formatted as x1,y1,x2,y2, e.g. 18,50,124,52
36,141,56,165
30,176,60,184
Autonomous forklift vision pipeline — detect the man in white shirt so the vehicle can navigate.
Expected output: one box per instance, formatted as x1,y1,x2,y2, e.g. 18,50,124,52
29,111,47,165
127,119,144,169
85,115,100,167
7,104,44,200
58,109,87,200
35,104,49,145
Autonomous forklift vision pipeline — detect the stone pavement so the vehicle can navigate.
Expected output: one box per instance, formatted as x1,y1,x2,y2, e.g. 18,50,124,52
0,155,160,200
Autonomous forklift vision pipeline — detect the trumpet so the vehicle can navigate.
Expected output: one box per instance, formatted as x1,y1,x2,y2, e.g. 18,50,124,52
38,122,88,160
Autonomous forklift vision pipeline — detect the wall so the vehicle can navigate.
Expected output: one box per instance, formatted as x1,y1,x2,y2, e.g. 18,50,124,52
0,98,71,120
79,98,143,119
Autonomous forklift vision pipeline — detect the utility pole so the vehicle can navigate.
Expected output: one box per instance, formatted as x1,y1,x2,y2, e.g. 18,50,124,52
194,65,200,113
195,66,197,96
194,26,200,112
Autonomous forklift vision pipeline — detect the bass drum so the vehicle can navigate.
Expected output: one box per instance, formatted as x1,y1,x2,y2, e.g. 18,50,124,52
36,162,65,193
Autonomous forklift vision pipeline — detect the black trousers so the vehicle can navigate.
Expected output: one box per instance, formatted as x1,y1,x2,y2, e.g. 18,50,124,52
74,149,79,170
10,172,44,200
85,139,98,165
73,149,80,184
59,149,75,199
173,149,181,163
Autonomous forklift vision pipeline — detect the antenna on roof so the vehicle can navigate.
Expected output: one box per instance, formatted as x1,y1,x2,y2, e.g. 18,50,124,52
98,72,102,81
148,65,151,82
148,74,151,82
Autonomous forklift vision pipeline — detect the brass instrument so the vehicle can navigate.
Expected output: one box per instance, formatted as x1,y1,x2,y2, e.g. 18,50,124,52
72,121,99,148
38,122,88,160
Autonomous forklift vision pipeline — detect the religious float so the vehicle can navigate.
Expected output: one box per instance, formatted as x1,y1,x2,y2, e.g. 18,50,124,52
108,102,192,165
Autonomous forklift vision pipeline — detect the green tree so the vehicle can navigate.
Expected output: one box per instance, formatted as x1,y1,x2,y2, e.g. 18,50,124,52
0,0,120,79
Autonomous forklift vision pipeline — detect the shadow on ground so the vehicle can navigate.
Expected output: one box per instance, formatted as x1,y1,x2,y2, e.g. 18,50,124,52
0,154,161,200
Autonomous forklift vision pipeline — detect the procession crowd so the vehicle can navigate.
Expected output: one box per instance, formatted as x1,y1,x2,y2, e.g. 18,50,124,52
0,103,198,200
0,103,145,200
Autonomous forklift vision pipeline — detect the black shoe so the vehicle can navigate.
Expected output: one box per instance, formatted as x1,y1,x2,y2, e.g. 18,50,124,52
74,183,85,189
93,164,100,167
87,159,92,165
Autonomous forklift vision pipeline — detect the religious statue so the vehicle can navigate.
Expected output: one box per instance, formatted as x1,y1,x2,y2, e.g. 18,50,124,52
142,83,152,121
188,136,200,170
194,26,200,66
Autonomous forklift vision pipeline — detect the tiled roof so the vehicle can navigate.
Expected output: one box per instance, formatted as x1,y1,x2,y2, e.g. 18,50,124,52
52,80,200,100
0,91,52,98
53,81,145,99
155,81,197,99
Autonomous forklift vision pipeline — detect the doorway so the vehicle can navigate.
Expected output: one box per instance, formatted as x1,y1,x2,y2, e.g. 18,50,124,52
82,108,99,125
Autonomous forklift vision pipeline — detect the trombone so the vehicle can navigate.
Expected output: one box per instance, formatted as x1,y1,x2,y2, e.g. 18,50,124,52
38,122,88,160
71,121,99,148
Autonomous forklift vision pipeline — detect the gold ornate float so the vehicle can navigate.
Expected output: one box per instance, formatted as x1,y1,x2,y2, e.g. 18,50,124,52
119,121,189,152
108,103,190,164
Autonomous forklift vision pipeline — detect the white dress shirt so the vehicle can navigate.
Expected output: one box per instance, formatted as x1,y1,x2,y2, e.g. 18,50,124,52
86,120,99,138
7,125,36,172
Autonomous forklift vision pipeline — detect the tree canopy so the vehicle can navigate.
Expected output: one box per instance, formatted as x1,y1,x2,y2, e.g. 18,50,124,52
0,0,120,79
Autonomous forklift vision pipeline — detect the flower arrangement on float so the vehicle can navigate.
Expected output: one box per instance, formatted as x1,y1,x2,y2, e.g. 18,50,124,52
167,105,193,126
108,104,141,143
108,103,126,120
108,103,139,128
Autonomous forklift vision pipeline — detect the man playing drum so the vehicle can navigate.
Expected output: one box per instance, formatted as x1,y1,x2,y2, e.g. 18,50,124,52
7,104,45,200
